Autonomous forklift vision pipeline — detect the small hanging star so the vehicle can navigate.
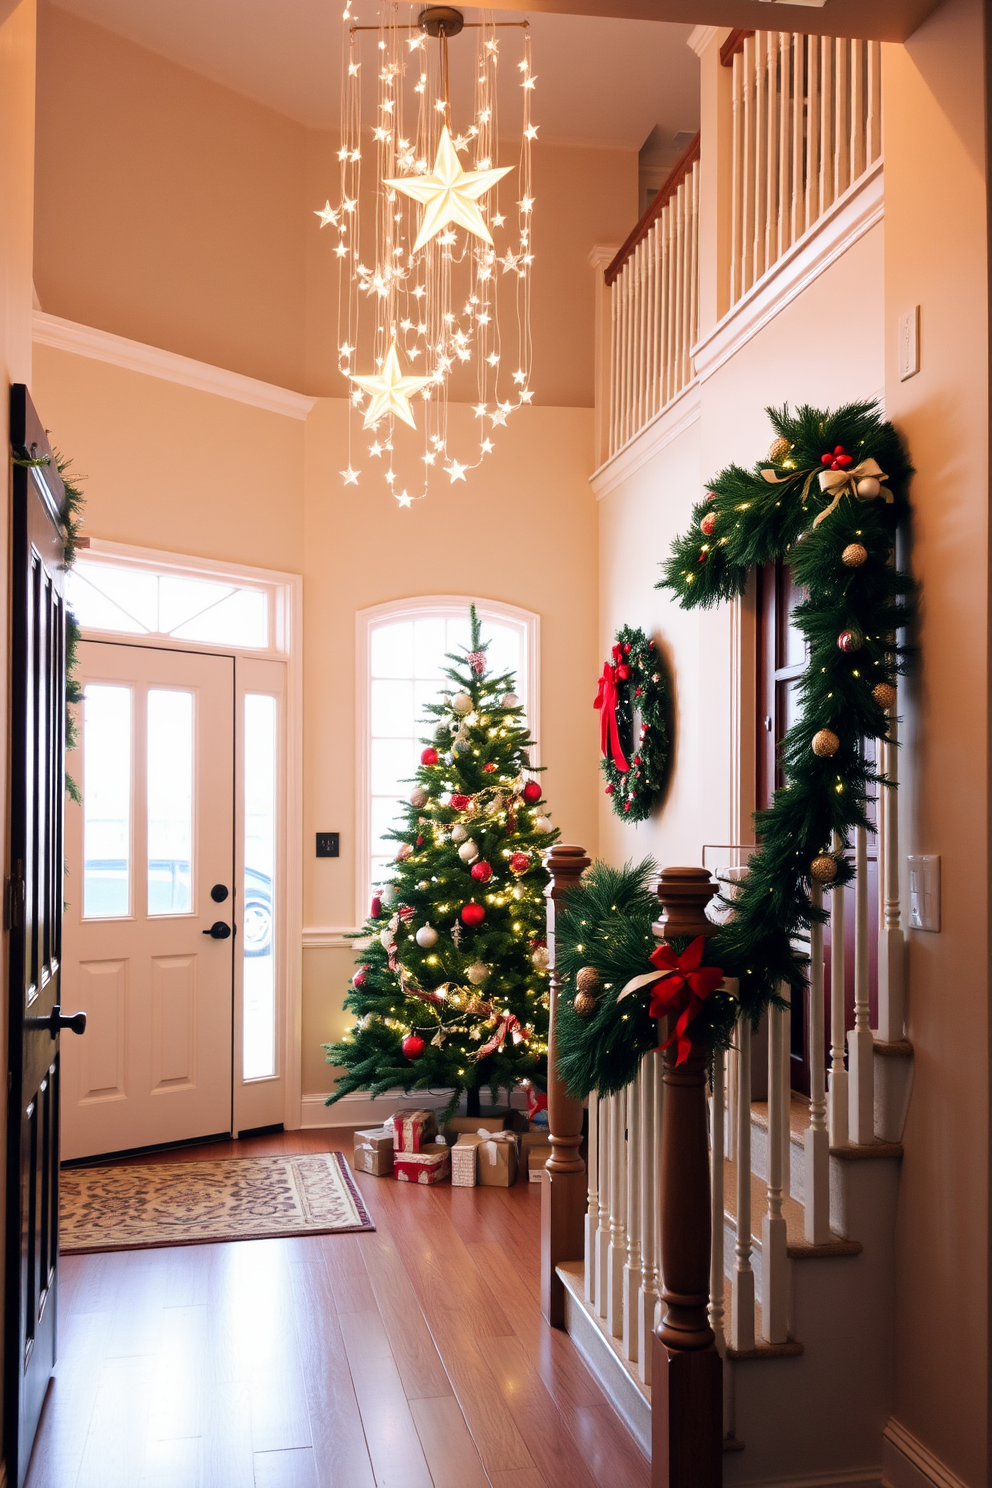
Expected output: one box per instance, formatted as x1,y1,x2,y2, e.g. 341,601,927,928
446,461,468,483
396,491,414,508
315,201,339,228
340,466,360,486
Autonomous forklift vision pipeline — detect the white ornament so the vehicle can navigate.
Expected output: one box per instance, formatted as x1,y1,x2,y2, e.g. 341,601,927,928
535,816,553,833
409,787,428,809
450,824,468,843
415,924,439,949
531,946,550,971
458,840,479,863
857,476,881,499
501,692,519,709
512,884,525,900
467,961,490,985
452,692,473,715
380,926,394,950
380,885,397,906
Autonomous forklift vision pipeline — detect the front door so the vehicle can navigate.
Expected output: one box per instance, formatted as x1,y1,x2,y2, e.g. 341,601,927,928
61,641,236,1160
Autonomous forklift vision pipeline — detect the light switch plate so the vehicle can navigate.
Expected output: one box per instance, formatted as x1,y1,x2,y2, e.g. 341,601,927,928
907,854,939,931
899,307,920,381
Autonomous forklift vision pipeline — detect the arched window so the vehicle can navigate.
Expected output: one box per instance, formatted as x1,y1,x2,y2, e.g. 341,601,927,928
355,596,540,922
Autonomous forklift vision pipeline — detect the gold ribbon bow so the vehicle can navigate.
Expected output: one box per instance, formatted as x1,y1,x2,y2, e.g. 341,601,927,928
813,457,891,527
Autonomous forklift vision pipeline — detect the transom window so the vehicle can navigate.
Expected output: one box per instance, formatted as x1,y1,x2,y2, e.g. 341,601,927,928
358,597,540,919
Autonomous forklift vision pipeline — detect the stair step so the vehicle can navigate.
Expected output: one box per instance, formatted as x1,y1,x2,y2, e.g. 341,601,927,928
721,1156,862,1261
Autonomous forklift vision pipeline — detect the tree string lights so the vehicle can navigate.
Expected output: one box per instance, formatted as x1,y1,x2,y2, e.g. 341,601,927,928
321,5,536,506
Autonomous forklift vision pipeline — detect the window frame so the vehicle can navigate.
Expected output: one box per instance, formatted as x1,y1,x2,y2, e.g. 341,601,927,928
355,595,540,928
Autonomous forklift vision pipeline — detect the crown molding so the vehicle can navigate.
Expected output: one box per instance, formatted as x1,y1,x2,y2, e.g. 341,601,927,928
32,312,317,421
687,25,720,55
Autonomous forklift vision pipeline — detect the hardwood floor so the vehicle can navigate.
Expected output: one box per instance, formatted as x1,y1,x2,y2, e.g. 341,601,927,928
26,1129,650,1488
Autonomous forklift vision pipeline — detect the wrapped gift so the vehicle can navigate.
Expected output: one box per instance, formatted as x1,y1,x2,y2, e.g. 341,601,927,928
389,1108,438,1153
353,1126,394,1177
476,1129,518,1187
394,1142,451,1186
516,1130,551,1183
451,1134,484,1187
444,1113,509,1146
527,1144,553,1183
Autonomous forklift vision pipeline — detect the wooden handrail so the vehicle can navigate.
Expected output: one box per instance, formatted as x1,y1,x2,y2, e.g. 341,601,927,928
604,132,700,287
720,28,754,66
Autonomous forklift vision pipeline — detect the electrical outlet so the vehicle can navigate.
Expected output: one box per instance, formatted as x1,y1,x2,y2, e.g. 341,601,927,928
316,832,340,859
907,854,939,931
899,307,920,381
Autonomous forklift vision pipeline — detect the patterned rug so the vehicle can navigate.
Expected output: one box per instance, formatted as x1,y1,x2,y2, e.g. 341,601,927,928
60,1151,374,1253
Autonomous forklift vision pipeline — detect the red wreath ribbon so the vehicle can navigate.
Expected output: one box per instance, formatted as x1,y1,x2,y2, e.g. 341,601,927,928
618,937,724,1065
594,663,629,772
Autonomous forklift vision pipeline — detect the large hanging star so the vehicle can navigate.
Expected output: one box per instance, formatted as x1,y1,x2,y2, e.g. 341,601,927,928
384,126,513,253
349,340,433,430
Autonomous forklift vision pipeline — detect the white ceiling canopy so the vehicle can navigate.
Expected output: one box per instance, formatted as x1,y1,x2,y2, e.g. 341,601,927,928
49,0,700,150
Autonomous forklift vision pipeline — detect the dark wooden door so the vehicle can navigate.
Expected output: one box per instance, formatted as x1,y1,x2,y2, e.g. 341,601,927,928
756,559,878,1096
6,386,86,1487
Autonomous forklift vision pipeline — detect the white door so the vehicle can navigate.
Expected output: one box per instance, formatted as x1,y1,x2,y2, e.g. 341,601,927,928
62,641,235,1159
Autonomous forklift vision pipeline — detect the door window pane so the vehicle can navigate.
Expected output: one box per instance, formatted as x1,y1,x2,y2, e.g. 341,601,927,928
244,694,277,1080
66,562,269,649
147,690,194,915
83,685,132,918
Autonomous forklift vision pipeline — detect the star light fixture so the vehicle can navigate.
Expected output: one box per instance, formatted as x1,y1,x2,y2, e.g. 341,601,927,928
321,5,536,508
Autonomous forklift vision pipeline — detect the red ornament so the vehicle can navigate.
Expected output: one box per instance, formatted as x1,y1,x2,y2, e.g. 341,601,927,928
822,444,853,471
460,901,486,927
370,896,382,919
416,835,424,847
616,663,630,680
353,965,368,989
522,780,542,804
421,747,439,765
398,905,415,922
605,784,614,795
837,629,863,653
450,793,472,811
483,762,496,773
401,1034,425,1059
700,511,717,536
509,851,531,875
623,642,631,654
470,861,493,884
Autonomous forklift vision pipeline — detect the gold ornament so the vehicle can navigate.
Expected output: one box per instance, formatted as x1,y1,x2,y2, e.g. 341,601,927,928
811,854,838,883
384,125,513,253
349,340,433,430
768,436,792,462
812,728,840,758
873,682,897,710
841,542,868,568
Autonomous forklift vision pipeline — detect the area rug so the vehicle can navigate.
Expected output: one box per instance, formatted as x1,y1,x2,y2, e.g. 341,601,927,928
60,1151,374,1253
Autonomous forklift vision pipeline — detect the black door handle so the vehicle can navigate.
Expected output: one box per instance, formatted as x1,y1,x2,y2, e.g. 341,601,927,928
25,1004,87,1039
203,921,232,940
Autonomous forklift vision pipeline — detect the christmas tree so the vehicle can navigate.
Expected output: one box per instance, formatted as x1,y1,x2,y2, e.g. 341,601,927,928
325,607,559,1118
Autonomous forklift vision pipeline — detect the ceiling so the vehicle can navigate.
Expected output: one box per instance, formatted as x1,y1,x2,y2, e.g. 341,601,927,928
49,1,702,151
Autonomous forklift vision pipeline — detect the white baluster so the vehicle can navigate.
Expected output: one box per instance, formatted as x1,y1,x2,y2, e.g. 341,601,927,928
790,35,805,242
595,1091,611,1317
585,1094,599,1303
609,283,619,457
688,161,700,381
709,1046,726,1355
828,831,849,1148
730,1018,755,1351
753,32,768,283
730,50,744,305
622,1069,642,1362
805,884,831,1243
849,822,874,1142
805,36,821,231
819,36,835,218
742,35,756,296
777,32,791,261
762,1002,789,1341
849,37,866,183
637,1052,660,1383
878,717,906,1042
834,38,850,200
606,1088,627,1338
867,41,882,164
781,993,792,1199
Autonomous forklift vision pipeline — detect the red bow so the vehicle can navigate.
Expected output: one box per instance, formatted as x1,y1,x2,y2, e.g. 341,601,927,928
594,663,629,771
647,938,725,1064
474,1011,529,1061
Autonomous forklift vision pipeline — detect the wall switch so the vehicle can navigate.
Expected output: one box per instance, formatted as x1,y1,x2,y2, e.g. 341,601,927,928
907,854,939,931
316,832,340,858
899,307,920,381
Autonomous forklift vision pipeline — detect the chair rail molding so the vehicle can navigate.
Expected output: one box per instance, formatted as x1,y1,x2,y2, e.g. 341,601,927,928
303,926,360,949
883,1420,971,1488
692,160,883,385
32,311,318,421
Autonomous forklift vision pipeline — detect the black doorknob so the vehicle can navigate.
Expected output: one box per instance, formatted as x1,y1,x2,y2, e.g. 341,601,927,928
24,1004,87,1039
203,921,232,940
210,884,229,903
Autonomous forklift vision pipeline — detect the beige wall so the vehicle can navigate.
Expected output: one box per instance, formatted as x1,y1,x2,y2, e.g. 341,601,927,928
882,2,989,1480
35,2,637,408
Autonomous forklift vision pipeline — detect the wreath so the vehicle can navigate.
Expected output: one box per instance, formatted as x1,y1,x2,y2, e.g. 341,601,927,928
594,624,670,821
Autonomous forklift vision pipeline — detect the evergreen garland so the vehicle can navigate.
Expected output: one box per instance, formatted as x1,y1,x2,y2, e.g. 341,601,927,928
658,401,914,1020
596,625,671,821
325,607,559,1117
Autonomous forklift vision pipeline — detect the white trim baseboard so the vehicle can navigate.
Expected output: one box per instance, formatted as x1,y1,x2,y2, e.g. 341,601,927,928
882,1421,970,1488
589,379,702,500
33,311,317,421
303,926,360,949
301,1089,458,1129
692,161,884,385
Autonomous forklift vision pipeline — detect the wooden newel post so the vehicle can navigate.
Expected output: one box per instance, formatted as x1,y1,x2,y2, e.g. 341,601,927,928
540,843,591,1325
652,867,723,1488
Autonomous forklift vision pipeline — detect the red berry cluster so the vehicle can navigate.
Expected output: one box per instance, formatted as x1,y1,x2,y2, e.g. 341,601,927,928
821,445,853,471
